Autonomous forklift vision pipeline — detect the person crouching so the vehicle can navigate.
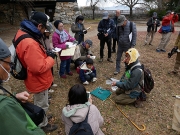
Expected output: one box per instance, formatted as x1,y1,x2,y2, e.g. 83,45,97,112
79,58,97,85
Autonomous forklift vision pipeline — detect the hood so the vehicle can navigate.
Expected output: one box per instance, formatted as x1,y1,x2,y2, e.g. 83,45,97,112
20,19,43,38
62,102,90,123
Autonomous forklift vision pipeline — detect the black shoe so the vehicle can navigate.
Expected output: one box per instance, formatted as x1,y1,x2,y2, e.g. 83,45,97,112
111,50,116,53
41,123,58,133
47,115,53,120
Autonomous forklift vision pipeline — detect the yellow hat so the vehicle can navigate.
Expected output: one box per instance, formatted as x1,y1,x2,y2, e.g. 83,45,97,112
126,48,140,65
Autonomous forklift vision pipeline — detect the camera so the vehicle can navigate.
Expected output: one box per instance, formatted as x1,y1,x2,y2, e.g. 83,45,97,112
168,47,178,58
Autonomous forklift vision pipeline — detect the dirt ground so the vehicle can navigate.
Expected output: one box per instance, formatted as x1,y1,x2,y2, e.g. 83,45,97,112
1,21,180,135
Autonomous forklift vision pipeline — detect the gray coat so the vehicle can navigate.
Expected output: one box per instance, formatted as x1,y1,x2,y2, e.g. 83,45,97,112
77,43,93,61
116,20,137,48
71,23,85,41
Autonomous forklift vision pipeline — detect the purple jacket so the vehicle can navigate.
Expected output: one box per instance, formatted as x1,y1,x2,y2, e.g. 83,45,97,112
52,30,75,60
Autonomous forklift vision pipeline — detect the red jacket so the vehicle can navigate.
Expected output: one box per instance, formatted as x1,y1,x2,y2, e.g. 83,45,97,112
158,13,179,33
15,30,54,93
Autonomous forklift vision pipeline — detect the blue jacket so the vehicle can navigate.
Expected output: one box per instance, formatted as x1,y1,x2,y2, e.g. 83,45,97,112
79,65,96,83
97,19,115,38
112,16,118,39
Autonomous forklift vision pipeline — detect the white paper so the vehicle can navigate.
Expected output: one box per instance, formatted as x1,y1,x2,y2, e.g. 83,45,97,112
65,42,77,48
111,86,118,92
86,26,91,30
177,49,180,52
107,28,110,33
52,47,61,52
129,32,132,42
90,56,96,59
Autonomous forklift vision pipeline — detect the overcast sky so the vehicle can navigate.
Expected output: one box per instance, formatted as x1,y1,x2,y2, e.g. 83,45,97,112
77,0,115,7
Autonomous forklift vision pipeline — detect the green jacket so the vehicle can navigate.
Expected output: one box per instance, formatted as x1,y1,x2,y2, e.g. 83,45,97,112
0,86,45,135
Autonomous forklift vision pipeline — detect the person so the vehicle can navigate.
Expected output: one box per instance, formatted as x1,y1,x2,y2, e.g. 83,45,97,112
74,39,93,68
61,84,104,135
78,58,97,85
112,48,144,107
71,15,87,44
112,10,121,53
169,32,180,74
156,10,179,52
43,23,57,93
14,11,57,132
52,20,76,79
98,11,115,62
0,38,45,134
114,15,137,75
144,12,160,46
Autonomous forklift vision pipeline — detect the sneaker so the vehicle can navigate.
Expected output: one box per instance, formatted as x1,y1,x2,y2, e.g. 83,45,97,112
114,71,119,75
92,77,97,82
83,81,89,85
67,71,73,76
107,58,113,63
60,74,67,79
41,123,58,133
48,89,54,93
168,71,178,75
52,84,57,87
156,48,161,52
134,100,142,108
143,43,147,46
161,49,166,52
99,58,103,62
47,115,53,120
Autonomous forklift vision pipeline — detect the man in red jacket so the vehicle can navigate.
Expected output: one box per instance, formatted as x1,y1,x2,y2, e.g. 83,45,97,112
15,11,57,132
156,10,179,52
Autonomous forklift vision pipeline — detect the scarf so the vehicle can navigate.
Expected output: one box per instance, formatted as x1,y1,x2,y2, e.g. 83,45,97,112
55,29,69,43
62,102,90,117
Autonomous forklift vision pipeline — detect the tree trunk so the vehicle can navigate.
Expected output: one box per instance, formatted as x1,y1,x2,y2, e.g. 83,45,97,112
157,0,163,9
130,7,133,18
93,8,95,20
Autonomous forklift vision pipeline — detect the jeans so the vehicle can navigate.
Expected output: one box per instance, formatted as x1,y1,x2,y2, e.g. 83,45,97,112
85,73,95,81
78,34,84,44
100,37,111,58
59,58,71,76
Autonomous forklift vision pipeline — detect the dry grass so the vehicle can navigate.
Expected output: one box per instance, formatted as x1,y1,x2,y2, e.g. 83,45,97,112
1,21,180,135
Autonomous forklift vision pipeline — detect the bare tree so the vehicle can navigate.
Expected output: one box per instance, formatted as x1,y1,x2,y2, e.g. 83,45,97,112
114,0,143,17
86,0,107,20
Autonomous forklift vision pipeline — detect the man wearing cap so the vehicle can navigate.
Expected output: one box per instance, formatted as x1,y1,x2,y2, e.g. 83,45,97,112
74,39,93,68
98,11,115,62
14,11,57,132
0,38,45,134
156,10,179,52
144,12,160,46
114,15,137,75
112,48,144,107
112,10,121,53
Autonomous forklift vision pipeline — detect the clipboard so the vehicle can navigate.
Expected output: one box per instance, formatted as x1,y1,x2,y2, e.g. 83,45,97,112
60,47,76,56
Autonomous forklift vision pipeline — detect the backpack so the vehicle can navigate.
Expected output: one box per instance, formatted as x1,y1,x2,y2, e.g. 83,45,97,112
9,34,33,80
131,64,154,93
68,106,93,135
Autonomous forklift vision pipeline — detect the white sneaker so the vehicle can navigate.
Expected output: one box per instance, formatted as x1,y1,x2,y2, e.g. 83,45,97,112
48,89,54,93
52,84,57,87
92,77,97,82
83,81,89,85
114,71,119,75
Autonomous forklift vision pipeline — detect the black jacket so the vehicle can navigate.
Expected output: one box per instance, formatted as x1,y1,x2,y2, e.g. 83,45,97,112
147,17,160,32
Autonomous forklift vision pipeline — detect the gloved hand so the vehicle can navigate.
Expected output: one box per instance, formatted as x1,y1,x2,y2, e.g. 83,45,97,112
83,81,89,85
66,45,69,49
46,50,56,59
83,30,87,34
73,40,78,44
92,77,97,82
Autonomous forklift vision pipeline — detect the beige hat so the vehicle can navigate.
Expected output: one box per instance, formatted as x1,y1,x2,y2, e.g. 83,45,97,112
126,48,140,65
117,15,126,26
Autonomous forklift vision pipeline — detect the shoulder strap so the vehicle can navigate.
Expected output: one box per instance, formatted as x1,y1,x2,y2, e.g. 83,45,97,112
131,65,142,72
129,21,133,34
12,34,33,48
84,106,90,123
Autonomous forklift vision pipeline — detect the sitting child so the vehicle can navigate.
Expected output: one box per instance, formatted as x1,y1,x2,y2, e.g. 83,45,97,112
78,58,97,85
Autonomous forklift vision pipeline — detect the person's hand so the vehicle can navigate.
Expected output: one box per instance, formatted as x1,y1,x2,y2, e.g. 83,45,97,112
46,50,56,59
111,81,116,86
104,33,108,37
87,55,91,58
16,91,29,103
73,40,78,44
88,96,92,104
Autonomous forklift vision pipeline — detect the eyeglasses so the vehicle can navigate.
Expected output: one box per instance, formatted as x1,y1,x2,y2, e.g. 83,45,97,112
0,60,15,67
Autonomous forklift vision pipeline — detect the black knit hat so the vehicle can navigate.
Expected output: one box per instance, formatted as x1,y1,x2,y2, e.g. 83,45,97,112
86,58,93,65
54,20,63,29
30,11,48,28
0,38,11,59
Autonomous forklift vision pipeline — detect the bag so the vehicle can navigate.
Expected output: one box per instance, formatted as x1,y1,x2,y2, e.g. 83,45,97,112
68,106,93,135
162,25,172,33
0,86,45,126
131,64,154,93
72,45,81,60
97,32,104,40
9,34,33,80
